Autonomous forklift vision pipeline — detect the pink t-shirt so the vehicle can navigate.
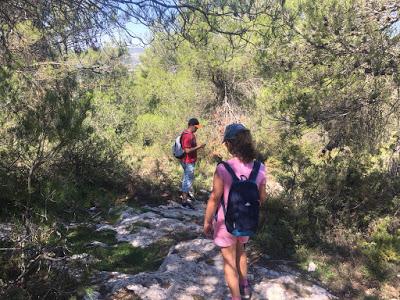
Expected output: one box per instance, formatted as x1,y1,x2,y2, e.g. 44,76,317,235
213,157,266,247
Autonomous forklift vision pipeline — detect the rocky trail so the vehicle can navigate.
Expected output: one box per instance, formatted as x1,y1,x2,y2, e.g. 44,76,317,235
78,200,337,300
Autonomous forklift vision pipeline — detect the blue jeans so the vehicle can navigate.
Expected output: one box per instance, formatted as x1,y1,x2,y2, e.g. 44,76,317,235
180,162,195,193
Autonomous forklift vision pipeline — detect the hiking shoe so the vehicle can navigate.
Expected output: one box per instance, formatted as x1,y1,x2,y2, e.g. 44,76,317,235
188,192,197,201
181,200,195,209
240,284,252,299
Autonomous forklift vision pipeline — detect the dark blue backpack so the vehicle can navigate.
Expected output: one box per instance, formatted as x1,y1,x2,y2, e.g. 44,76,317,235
218,160,261,237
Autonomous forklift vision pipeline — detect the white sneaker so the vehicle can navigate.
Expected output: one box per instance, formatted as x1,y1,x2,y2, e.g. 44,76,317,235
188,192,196,201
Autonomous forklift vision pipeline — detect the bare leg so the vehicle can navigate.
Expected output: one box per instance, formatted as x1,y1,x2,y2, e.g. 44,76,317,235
221,243,241,297
236,242,248,281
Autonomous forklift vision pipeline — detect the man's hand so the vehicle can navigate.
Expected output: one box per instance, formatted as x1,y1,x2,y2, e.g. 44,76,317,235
212,154,222,163
198,143,206,149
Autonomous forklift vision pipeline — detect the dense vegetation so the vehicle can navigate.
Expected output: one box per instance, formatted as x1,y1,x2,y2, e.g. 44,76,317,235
0,0,399,299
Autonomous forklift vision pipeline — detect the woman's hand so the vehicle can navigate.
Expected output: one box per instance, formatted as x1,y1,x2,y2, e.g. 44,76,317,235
203,221,213,238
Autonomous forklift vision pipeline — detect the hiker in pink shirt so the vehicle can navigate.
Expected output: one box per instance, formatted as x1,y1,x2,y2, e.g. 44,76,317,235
204,123,267,300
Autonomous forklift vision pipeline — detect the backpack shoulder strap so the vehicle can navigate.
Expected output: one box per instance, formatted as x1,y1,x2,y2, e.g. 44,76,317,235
179,131,189,144
219,161,240,182
249,160,261,182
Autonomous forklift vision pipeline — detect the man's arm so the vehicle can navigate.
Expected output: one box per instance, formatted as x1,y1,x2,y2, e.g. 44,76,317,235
184,144,206,153
181,133,205,153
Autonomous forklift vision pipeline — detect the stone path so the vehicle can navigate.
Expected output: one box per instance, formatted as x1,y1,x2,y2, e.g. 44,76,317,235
84,200,336,300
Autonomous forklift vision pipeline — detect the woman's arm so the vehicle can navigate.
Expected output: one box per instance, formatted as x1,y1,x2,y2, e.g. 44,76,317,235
203,171,224,236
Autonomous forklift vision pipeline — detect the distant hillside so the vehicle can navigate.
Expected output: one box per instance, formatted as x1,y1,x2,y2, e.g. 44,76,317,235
124,47,145,68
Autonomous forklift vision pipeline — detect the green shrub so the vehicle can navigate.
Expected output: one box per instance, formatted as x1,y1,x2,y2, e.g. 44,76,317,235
359,216,400,280
253,198,296,259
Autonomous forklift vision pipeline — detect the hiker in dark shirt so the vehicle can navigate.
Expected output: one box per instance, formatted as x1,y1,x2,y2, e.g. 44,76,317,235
180,118,206,209
204,123,267,300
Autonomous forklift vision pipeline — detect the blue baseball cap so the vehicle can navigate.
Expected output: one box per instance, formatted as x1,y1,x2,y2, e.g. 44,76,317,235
223,123,247,142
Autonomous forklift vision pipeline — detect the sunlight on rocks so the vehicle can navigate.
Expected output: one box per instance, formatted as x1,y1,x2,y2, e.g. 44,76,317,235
253,275,334,300
84,201,337,299
94,202,203,248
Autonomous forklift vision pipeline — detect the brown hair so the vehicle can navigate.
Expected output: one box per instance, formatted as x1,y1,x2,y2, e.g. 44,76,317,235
225,129,257,163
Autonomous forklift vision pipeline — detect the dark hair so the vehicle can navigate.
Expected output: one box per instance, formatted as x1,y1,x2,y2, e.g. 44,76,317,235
225,129,257,163
188,118,199,126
